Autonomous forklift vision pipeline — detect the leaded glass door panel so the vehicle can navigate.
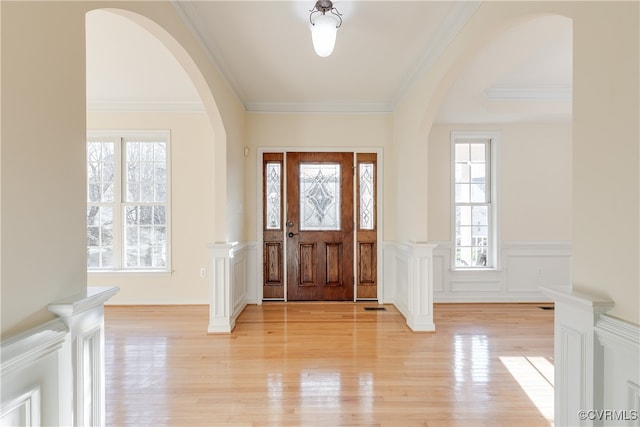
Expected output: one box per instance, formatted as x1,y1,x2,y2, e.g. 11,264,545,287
286,152,354,301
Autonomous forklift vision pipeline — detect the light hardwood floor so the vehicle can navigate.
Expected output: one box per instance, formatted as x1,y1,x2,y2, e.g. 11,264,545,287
105,303,555,427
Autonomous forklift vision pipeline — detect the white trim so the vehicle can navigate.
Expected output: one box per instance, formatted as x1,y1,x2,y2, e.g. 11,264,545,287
0,319,68,377
174,1,479,114
541,287,614,315
391,1,482,108
48,286,120,321
0,387,41,427
541,287,615,427
207,242,254,333
450,131,501,270
596,315,640,349
48,286,119,427
484,86,572,101
86,130,172,273
256,147,384,304
432,240,570,302
595,315,640,421
170,1,245,107
383,241,436,331
246,102,392,114
87,100,205,113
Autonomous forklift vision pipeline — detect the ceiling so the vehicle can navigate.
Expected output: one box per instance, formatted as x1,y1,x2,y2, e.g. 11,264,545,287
86,1,572,123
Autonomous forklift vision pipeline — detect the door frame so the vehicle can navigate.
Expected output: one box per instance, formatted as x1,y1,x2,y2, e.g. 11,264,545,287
256,146,384,303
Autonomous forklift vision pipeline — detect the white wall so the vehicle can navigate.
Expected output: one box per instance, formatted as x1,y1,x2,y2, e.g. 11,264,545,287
87,111,215,304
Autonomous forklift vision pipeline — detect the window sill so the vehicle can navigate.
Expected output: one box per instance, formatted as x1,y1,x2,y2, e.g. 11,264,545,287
449,267,503,273
88,269,172,277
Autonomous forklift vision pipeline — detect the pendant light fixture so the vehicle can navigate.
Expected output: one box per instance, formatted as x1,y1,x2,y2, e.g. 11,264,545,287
309,0,342,57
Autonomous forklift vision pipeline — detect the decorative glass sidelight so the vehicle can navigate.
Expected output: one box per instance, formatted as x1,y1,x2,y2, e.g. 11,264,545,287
299,163,341,230
359,163,374,230
265,162,282,229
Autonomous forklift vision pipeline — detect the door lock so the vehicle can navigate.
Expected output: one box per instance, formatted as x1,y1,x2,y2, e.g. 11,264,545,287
287,232,298,238
286,221,295,227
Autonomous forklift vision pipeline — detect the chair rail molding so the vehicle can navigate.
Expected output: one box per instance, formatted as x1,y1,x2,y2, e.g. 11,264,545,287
1,286,118,427
433,240,571,302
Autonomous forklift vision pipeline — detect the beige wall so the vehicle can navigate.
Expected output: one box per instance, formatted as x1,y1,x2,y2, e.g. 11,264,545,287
1,1,88,337
244,113,395,241
87,111,214,304
571,2,639,324
428,123,572,242
1,0,245,335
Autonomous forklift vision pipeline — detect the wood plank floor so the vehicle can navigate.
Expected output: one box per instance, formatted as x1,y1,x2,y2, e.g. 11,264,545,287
105,303,555,427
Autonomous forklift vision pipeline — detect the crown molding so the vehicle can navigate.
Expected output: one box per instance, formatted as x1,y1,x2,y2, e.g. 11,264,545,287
87,100,205,113
1,318,68,377
392,1,482,108
171,0,247,106
245,101,393,114
484,86,572,101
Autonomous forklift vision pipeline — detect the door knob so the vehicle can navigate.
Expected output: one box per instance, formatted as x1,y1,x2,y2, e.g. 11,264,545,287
288,232,298,238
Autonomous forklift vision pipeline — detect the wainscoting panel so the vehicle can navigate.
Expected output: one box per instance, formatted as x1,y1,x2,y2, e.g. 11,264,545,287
541,287,615,427
382,242,436,332
1,286,118,427
432,241,571,302
595,315,640,426
1,319,67,426
208,242,257,333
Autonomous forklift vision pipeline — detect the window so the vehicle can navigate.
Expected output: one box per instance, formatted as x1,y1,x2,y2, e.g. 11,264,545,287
452,132,498,268
87,131,170,271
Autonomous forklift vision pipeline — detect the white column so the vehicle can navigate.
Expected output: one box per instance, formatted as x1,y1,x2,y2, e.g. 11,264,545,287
208,243,235,333
48,286,119,427
407,242,437,332
541,287,614,427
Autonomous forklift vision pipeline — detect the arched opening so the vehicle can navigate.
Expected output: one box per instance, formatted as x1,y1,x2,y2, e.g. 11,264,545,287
427,14,573,286
85,9,221,308
423,14,573,425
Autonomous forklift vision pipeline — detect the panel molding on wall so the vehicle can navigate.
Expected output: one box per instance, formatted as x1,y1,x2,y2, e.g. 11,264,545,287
1,287,118,427
208,242,257,333
0,387,41,426
382,241,436,332
595,315,640,425
432,240,571,302
542,287,615,427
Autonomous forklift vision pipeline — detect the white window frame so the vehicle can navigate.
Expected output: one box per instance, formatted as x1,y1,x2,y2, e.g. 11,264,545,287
87,130,171,273
450,131,500,270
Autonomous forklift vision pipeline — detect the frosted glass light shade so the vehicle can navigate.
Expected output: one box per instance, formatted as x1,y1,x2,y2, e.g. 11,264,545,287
310,14,338,57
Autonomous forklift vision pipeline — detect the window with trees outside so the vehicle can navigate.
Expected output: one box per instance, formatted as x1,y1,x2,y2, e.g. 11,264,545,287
452,132,498,269
87,131,170,271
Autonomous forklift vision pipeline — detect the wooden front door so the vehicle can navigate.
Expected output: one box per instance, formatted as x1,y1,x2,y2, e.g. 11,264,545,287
285,152,354,301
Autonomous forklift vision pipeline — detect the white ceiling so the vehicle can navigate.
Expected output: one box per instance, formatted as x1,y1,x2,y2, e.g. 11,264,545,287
86,1,572,123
